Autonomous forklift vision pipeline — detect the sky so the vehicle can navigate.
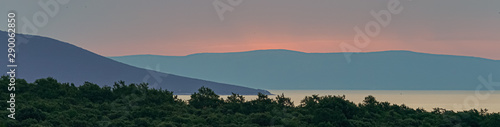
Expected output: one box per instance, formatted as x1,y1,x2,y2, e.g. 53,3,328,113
2,0,500,59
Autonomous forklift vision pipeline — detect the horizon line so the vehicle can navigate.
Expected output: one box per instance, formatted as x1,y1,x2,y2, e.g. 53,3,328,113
2,31,497,61
107,49,499,61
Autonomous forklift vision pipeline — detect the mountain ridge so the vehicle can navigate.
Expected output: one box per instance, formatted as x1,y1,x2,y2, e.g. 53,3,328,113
1,31,270,95
111,49,499,62
110,49,500,90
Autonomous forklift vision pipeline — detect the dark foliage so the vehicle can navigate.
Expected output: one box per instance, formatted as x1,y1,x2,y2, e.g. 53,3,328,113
1,76,499,126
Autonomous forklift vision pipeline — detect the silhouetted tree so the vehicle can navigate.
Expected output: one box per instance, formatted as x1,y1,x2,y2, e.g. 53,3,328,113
189,86,222,108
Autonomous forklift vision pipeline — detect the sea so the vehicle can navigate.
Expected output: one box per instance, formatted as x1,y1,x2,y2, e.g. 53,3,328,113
177,90,500,113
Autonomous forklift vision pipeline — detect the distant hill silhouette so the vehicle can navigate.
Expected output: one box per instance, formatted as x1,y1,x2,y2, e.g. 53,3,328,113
0,31,270,95
111,49,500,90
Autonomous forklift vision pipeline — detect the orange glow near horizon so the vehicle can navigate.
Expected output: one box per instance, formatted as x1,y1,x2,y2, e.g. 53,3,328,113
93,37,500,60
79,19,500,60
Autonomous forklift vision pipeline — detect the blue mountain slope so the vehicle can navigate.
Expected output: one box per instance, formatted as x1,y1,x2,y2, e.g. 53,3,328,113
0,31,270,95
110,49,500,90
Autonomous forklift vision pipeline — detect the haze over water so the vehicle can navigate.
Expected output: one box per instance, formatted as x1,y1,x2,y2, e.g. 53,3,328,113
178,90,500,113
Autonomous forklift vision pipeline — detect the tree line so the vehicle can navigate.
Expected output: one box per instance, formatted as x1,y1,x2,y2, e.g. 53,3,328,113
1,76,499,126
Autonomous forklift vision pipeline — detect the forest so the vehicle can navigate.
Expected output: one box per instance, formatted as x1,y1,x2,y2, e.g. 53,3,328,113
1,76,499,127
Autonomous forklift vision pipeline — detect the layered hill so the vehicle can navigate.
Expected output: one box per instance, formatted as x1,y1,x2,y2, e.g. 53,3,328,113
0,31,270,95
111,49,500,90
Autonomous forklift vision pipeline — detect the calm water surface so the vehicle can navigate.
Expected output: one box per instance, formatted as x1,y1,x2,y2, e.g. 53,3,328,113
177,90,500,113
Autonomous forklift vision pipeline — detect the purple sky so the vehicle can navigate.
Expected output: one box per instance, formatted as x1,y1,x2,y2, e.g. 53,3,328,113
2,0,500,59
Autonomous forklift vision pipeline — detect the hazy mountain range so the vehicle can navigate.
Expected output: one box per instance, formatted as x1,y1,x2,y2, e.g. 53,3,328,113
0,31,270,95
111,49,500,90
